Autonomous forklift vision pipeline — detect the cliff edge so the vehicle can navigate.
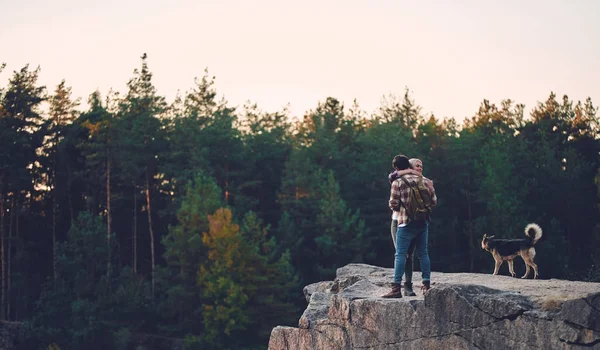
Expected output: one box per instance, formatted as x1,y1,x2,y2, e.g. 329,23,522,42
268,264,600,350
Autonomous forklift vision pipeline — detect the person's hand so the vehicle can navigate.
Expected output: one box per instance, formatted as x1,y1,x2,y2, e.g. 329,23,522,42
426,180,434,192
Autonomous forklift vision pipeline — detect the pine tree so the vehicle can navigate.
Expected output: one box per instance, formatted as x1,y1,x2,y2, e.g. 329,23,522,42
160,173,223,335
0,65,46,320
79,91,116,278
314,171,369,279
119,53,167,298
46,80,80,282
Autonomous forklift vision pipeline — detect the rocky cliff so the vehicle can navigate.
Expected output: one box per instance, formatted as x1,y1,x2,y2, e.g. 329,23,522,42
268,264,600,350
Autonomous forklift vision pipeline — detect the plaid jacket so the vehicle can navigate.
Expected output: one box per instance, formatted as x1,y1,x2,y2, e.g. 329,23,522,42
389,174,437,226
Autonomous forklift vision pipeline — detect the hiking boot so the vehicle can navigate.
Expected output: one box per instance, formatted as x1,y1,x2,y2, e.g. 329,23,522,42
421,281,431,294
382,283,402,298
403,282,417,297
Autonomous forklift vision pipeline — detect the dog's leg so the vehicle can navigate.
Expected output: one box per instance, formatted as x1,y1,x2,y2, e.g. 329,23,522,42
520,251,531,279
528,248,539,279
493,258,503,275
531,261,539,279
507,259,516,277
521,266,530,279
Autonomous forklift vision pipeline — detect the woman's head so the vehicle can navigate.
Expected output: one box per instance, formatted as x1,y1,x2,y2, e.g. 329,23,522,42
409,158,423,173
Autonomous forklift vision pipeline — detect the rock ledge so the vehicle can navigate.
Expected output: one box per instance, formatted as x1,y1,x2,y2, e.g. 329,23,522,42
268,264,600,349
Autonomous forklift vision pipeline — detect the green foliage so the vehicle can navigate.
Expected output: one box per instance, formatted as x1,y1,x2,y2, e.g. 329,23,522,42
112,328,131,350
182,335,203,350
197,208,249,348
236,103,293,225
197,208,299,349
158,173,223,335
315,171,370,278
32,212,153,350
0,65,46,196
163,173,223,272
161,70,218,205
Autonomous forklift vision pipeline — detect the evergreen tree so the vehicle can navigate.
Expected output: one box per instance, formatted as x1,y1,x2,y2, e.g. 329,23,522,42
79,91,116,278
198,208,299,349
45,80,80,282
162,69,217,201
0,65,46,320
237,103,292,226
159,173,222,335
33,212,151,350
314,171,369,278
118,53,168,297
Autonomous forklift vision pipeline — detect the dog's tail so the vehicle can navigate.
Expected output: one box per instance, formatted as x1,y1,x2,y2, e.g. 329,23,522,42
524,223,543,245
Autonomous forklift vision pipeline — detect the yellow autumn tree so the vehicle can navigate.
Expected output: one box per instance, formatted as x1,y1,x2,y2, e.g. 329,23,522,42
198,208,299,349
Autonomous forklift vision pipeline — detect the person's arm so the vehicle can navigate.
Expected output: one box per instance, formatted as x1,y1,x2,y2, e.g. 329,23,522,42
388,170,398,185
425,179,437,206
399,169,419,176
388,169,419,184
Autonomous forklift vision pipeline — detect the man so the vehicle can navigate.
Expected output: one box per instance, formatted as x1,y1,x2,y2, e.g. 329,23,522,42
388,160,419,296
383,155,437,298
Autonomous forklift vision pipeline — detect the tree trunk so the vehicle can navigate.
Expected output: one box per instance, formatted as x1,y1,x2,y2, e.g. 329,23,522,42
1,193,5,320
467,197,474,272
53,169,57,284
7,197,14,320
145,170,155,299
107,149,112,277
225,163,230,205
67,163,74,226
14,197,19,321
133,186,137,274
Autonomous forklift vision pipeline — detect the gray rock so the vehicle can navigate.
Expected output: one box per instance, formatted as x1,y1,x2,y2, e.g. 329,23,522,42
303,281,333,302
268,263,600,350
558,293,600,332
299,292,332,329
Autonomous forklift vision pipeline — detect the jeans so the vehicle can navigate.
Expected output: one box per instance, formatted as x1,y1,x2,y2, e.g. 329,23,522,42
391,219,417,283
393,220,430,284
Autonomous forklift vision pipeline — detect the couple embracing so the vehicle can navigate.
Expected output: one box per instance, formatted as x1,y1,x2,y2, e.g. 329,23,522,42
382,155,437,298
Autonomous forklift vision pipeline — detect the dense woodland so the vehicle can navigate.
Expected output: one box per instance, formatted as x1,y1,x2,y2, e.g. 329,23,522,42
0,55,599,349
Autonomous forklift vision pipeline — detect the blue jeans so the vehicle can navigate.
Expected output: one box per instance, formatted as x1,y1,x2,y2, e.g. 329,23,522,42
391,219,417,283
393,221,430,284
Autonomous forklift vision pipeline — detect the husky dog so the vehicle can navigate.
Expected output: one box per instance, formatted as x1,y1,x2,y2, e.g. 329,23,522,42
481,223,543,279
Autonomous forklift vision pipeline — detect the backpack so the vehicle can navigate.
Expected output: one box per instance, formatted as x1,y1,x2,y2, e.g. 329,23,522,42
398,175,433,221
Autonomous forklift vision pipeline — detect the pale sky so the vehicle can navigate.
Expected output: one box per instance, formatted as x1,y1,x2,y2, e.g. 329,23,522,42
1,0,599,122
